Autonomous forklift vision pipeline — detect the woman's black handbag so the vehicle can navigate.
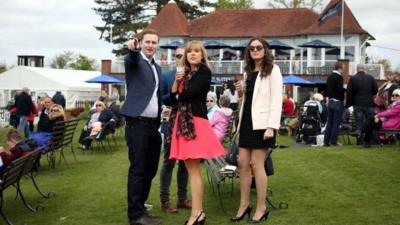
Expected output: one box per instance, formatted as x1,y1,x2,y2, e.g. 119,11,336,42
225,134,239,166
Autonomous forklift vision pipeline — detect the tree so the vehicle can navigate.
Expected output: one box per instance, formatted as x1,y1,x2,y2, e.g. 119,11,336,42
377,59,392,71
70,54,96,71
0,64,6,73
50,51,74,69
267,0,326,11
215,0,253,10
93,0,215,56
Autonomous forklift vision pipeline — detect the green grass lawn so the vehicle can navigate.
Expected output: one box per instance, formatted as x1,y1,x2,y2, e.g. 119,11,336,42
0,122,399,225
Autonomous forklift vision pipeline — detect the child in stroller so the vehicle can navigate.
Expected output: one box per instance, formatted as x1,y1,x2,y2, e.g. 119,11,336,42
295,100,322,144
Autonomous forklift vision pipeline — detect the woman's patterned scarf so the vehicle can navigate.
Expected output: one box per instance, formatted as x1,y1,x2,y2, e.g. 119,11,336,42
176,69,196,140
167,69,197,142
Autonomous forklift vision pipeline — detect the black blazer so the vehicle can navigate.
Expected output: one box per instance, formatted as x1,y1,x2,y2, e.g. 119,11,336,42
171,64,211,119
347,71,378,107
120,50,162,120
15,92,34,116
326,72,345,101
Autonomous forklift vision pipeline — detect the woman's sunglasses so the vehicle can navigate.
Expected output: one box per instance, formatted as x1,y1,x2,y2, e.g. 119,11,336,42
206,100,214,103
392,94,400,97
175,54,183,59
249,45,264,52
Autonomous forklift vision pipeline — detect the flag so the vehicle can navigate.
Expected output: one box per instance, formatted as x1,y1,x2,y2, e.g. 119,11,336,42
318,0,342,26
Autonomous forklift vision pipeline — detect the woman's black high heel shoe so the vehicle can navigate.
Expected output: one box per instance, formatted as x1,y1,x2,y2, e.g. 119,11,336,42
184,211,206,225
248,210,269,224
230,206,252,222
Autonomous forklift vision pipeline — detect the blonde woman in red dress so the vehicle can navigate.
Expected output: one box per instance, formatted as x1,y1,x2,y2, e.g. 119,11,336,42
170,41,225,225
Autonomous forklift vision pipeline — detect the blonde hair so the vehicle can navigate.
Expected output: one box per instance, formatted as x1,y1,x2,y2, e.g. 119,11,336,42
5,128,22,143
49,104,65,120
313,93,324,102
392,88,400,96
183,41,210,71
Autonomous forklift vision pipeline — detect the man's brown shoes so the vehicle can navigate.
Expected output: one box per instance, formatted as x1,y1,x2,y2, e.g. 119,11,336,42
161,202,178,213
177,200,192,209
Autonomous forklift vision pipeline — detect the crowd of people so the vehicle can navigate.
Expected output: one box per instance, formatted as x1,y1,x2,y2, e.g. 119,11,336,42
2,27,399,225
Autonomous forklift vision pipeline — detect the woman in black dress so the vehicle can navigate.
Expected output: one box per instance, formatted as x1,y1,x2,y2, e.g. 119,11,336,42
231,37,283,223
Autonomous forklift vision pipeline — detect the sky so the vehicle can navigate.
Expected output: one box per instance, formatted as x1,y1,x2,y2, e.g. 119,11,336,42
0,0,399,71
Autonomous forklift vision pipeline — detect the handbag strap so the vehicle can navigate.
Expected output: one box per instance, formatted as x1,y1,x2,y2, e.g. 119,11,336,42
230,133,238,143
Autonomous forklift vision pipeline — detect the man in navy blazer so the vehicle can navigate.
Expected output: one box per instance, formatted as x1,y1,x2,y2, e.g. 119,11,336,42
121,29,162,225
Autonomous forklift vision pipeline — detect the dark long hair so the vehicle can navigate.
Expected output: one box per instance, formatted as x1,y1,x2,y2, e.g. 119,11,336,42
244,37,274,78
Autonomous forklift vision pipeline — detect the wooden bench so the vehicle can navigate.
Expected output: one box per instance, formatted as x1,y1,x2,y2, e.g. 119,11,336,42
0,153,30,225
47,119,79,168
204,114,238,212
58,119,79,161
90,120,117,152
22,148,55,199
204,156,238,212
377,129,400,146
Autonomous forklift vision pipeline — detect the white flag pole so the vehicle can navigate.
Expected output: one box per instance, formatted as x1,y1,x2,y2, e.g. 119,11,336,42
340,0,345,59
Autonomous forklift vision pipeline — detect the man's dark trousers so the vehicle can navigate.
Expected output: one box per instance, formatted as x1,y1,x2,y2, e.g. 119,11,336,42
324,99,344,145
354,106,375,144
159,143,188,204
126,119,161,220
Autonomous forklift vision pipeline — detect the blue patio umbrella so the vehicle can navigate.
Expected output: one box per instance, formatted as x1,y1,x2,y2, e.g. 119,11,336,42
325,48,353,56
308,78,326,85
230,42,247,50
160,40,184,49
211,78,222,85
283,75,314,85
298,39,335,49
85,74,125,84
267,39,294,50
203,40,231,49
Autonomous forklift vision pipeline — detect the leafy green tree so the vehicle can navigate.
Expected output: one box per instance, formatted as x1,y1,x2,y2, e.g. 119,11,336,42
215,0,253,10
93,0,215,56
377,59,392,71
0,64,6,73
70,54,96,71
267,0,326,11
50,51,74,69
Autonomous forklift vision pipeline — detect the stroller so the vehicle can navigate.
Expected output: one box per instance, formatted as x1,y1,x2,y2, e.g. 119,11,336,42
295,101,322,144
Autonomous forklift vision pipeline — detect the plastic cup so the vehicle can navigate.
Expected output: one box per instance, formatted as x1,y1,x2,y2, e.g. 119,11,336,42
176,66,185,73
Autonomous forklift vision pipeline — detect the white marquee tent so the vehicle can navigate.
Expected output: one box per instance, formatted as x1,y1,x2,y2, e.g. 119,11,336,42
0,66,101,108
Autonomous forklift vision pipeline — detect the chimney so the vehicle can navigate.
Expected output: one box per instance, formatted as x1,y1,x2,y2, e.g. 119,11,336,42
101,60,112,75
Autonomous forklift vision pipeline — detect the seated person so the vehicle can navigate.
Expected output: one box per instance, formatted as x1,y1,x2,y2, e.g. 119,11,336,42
312,93,327,125
31,104,65,153
79,101,115,149
209,95,233,142
304,94,323,115
48,104,66,128
281,93,296,125
106,96,122,126
37,96,54,132
0,128,32,175
282,93,296,117
206,91,220,120
364,88,400,147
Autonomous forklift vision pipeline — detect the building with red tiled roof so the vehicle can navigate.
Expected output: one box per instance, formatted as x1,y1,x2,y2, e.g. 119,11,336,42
144,0,383,80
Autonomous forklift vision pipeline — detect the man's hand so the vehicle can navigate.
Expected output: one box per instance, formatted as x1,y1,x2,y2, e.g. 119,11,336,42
127,37,139,50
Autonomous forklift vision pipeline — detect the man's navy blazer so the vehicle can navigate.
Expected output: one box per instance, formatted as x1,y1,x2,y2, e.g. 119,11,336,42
120,50,162,119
